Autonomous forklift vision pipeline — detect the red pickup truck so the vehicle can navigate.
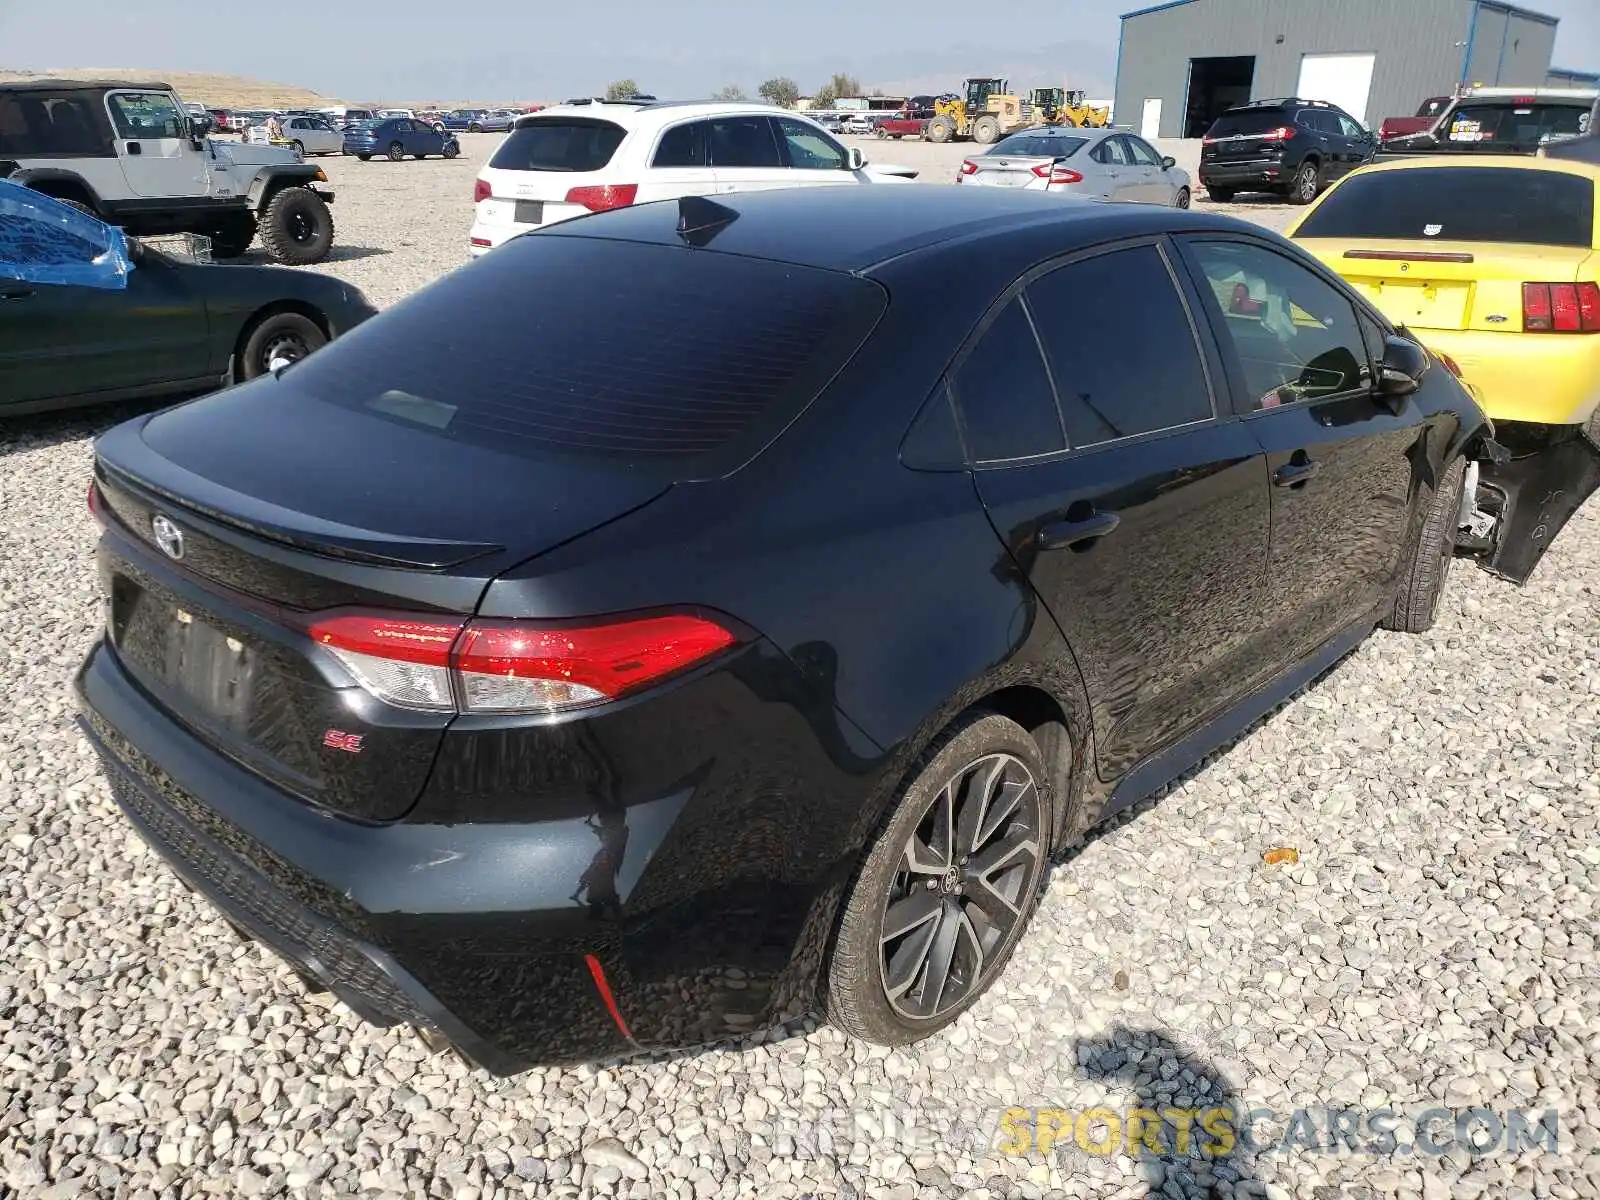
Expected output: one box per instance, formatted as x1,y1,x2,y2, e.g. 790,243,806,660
874,114,928,139
1378,96,1450,142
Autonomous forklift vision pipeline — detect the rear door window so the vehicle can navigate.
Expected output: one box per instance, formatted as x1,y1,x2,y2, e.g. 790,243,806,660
283,234,886,473
1026,245,1213,446
707,116,783,169
1293,166,1595,247
950,300,1065,464
490,118,627,172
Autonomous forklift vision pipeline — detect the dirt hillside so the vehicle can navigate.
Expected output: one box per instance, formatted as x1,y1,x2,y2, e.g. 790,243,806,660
0,69,339,109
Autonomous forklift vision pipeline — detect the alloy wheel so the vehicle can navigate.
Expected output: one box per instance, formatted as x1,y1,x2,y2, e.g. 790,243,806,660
879,752,1042,1021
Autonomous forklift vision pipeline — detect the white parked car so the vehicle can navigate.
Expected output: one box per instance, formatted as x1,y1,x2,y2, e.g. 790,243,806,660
468,99,916,255
840,114,876,135
276,115,345,157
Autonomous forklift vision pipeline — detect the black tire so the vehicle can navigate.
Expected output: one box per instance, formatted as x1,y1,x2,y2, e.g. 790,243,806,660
972,115,1001,144
1174,186,1191,209
468,122,483,133
54,196,99,218
1205,185,1236,202
237,311,327,381
258,187,334,266
927,116,955,144
825,711,1053,1045
357,153,372,161
205,213,258,259
443,142,460,159
387,141,405,162
1383,455,1466,634
1289,159,1321,205
290,139,305,159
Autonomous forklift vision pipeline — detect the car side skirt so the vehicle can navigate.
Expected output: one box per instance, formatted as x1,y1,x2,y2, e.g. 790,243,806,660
1098,613,1378,823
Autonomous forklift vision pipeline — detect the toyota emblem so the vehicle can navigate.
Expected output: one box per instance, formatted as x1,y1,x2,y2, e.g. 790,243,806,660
151,514,185,560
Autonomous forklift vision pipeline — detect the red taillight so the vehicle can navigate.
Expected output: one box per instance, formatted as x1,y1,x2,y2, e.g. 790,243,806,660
473,177,492,203
1260,125,1295,141
564,183,637,212
959,159,978,176
1031,163,1083,185
1523,282,1600,333
306,611,737,714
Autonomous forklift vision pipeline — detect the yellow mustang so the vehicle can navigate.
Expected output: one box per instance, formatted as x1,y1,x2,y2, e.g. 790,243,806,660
1287,154,1600,582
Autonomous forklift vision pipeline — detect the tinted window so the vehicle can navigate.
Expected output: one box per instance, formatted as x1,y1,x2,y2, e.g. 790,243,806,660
1208,109,1294,137
287,235,885,465
708,116,783,168
990,134,1087,158
0,92,103,155
652,121,707,168
1187,240,1371,410
1442,101,1591,148
950,300,1064,463
489,118,626,172
776,117,846,169
1094,137,1132,165
1294,167,1594,248
1027,246,1212,446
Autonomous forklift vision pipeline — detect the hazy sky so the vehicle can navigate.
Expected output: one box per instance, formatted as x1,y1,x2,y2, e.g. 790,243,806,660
3,0,1597,102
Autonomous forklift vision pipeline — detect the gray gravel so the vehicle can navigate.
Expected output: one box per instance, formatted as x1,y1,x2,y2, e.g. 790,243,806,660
2,133,1596,1199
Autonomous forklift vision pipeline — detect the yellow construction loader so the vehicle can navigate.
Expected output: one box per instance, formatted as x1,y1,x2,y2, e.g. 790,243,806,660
1059,89,1111,128
926,78,1029,144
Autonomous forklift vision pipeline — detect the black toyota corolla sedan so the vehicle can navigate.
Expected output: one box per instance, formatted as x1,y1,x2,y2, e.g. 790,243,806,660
78,185,1490,1072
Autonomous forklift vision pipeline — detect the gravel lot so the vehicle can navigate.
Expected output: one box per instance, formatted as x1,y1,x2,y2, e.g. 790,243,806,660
2,132,1596,1200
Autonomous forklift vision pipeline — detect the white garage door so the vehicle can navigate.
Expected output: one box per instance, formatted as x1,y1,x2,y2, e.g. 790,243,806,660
1296,52,1377,125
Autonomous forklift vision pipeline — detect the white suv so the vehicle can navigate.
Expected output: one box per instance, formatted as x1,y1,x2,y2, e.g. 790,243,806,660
468,99,915,255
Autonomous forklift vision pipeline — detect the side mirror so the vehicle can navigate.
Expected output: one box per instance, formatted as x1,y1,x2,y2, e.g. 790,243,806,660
1377,334,1428,399
1161,155,1176,169
846,146,865,170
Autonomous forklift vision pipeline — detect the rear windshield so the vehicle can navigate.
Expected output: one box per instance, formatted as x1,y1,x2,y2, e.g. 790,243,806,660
989,134,1086,158
286,235,886,467
489,118,627,172
1440,101,1593,148
1207,109,1293,137
1295,167,1595,247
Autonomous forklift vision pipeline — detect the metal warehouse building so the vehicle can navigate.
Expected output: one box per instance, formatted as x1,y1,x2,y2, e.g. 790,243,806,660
1115,0,1576,139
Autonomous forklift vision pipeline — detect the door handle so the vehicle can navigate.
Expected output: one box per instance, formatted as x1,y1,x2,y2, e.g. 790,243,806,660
1038,511,1121,550
127,141,142,155
1273,459,1320,488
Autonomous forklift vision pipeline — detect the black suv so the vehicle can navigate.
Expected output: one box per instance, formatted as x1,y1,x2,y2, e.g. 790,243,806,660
1199,97,1376,204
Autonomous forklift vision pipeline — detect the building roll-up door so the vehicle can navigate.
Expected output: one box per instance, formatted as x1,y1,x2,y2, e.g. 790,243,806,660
1296,53,1377,126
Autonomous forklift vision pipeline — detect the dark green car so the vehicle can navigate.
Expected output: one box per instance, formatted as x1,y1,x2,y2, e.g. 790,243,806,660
0,181,377,418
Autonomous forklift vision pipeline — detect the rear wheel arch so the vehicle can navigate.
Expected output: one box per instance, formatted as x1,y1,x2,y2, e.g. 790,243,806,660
17,172,103,215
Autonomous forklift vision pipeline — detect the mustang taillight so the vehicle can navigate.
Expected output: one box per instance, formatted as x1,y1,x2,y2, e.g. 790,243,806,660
307,611,738,714
1523,282,1600,333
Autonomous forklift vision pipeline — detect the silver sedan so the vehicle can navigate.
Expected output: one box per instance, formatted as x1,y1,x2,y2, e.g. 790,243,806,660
955,126,1193,207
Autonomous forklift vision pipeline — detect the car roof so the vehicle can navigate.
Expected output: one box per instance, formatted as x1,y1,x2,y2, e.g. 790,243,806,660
0,78,173,93
513,99,797,129
999,125,1109,139
538,184,1254,276
1342,154,1600,181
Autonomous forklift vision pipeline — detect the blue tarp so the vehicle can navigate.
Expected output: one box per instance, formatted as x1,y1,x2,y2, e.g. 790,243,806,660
0,178,133,290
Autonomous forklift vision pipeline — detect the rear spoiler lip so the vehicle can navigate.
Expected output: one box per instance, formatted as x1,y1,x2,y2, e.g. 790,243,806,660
1344,249,1476,263
95,419,504,571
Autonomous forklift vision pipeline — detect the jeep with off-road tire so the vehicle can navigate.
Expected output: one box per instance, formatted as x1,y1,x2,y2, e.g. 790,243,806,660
0,79,337,265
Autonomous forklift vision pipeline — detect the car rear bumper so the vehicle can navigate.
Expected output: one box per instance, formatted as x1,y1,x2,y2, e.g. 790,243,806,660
76,632,871,1071
1198,159,1287,188
1407,328,1600,426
